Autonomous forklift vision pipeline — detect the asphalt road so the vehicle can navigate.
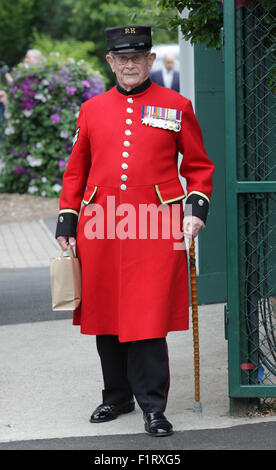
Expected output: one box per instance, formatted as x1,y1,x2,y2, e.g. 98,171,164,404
0,422,275,451
0,267,71,324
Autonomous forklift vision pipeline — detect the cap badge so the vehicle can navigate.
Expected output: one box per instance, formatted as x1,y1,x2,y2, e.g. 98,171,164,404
125,27,136,34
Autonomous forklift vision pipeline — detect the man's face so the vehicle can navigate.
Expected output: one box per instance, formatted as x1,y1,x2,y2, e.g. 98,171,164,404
106,51,156,91
163,55,175,72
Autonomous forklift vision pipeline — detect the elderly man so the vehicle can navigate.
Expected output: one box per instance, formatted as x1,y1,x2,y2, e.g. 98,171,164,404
56,25,214,437
151,54,180,92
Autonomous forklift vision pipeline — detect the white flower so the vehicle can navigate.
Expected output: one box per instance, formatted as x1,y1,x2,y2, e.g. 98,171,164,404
41,191,46,197
41,176,47,183
36,142,43,149
52,184,62,192
23,109,33,117
27,155,43,167
34,93,47,102
60,130,70,139
28,185,38,194
4,125,15,135
42,79,49,85
68,58,75,63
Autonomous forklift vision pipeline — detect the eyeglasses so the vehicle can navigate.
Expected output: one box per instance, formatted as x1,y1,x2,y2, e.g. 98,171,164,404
111,53,149,65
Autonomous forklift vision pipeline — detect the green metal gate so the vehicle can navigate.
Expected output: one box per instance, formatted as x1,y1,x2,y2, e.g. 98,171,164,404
224,0,276,414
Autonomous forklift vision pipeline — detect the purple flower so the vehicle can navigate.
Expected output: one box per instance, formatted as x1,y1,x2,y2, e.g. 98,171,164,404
83,91,97,101
21,98,35,110
65,86,77,95
58,159,67,169
50,113,61,124
10,86,19,94
82,80,90,88
14,166,27,175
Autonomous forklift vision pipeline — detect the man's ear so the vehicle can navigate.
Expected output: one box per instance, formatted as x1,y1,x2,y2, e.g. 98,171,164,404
148,52,156,70
106,55,115,72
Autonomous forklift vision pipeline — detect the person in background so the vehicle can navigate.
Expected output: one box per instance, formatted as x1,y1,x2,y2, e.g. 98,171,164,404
24,49,44,67
0,90,8,140
0,49,44,123
2,49,44,89
151,54,180,92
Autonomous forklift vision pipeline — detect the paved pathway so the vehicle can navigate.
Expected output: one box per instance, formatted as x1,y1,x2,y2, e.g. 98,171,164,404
0,219,58,268
0,216,275,450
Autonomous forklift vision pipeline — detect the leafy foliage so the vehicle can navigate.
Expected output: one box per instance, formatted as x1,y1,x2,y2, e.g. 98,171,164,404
0,0,36,66
133,0,223,49
0,58,105,196
136,0,276,50
31,31,103,75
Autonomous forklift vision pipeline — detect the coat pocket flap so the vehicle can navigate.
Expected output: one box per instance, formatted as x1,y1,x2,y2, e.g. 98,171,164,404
83,185,98,205
155,178,185,204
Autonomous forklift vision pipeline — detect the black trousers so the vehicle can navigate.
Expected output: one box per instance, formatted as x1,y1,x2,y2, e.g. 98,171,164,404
96,335,170,413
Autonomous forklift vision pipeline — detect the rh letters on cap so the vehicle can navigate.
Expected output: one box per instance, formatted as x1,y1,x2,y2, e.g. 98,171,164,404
125,27,136,34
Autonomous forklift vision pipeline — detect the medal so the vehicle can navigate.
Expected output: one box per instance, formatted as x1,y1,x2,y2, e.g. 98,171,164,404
174,122,181,132
141,106,182,132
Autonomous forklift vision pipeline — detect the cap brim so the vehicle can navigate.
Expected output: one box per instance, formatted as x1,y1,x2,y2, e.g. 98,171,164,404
108,47,151,54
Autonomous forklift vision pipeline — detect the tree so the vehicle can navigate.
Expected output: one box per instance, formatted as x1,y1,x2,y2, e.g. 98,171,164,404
0,0,36,66
66,0,178,83
0,0,177,83
135,0,276,50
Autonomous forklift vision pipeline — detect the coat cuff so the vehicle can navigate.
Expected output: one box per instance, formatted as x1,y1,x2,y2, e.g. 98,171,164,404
185,191,210,224
55,209,79,239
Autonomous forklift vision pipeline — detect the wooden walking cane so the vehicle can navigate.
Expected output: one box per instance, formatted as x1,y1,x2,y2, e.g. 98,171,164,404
189,238,202,412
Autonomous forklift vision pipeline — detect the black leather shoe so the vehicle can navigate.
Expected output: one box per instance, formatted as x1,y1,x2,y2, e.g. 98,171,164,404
143,412,173,437
90,400,135,423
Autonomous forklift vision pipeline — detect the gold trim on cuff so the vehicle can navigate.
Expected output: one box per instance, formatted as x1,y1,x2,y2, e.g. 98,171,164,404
83,186,98,205
155,184,186,204
59,209,79,216
186,191,210,203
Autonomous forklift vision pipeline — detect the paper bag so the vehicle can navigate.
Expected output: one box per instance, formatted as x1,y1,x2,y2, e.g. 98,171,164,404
50,246,81,311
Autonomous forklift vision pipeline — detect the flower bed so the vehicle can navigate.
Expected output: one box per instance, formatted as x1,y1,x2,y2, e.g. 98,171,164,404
0,59,105,197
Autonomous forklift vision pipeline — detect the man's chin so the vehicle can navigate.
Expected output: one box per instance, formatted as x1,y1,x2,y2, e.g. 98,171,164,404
122,77,140,87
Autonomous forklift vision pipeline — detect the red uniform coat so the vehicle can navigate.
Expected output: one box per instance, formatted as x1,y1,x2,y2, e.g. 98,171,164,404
56,80,214,342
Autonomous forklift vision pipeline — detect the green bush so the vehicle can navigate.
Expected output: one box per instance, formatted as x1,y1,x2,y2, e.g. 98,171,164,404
31,31,103,72
0,58,105,197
